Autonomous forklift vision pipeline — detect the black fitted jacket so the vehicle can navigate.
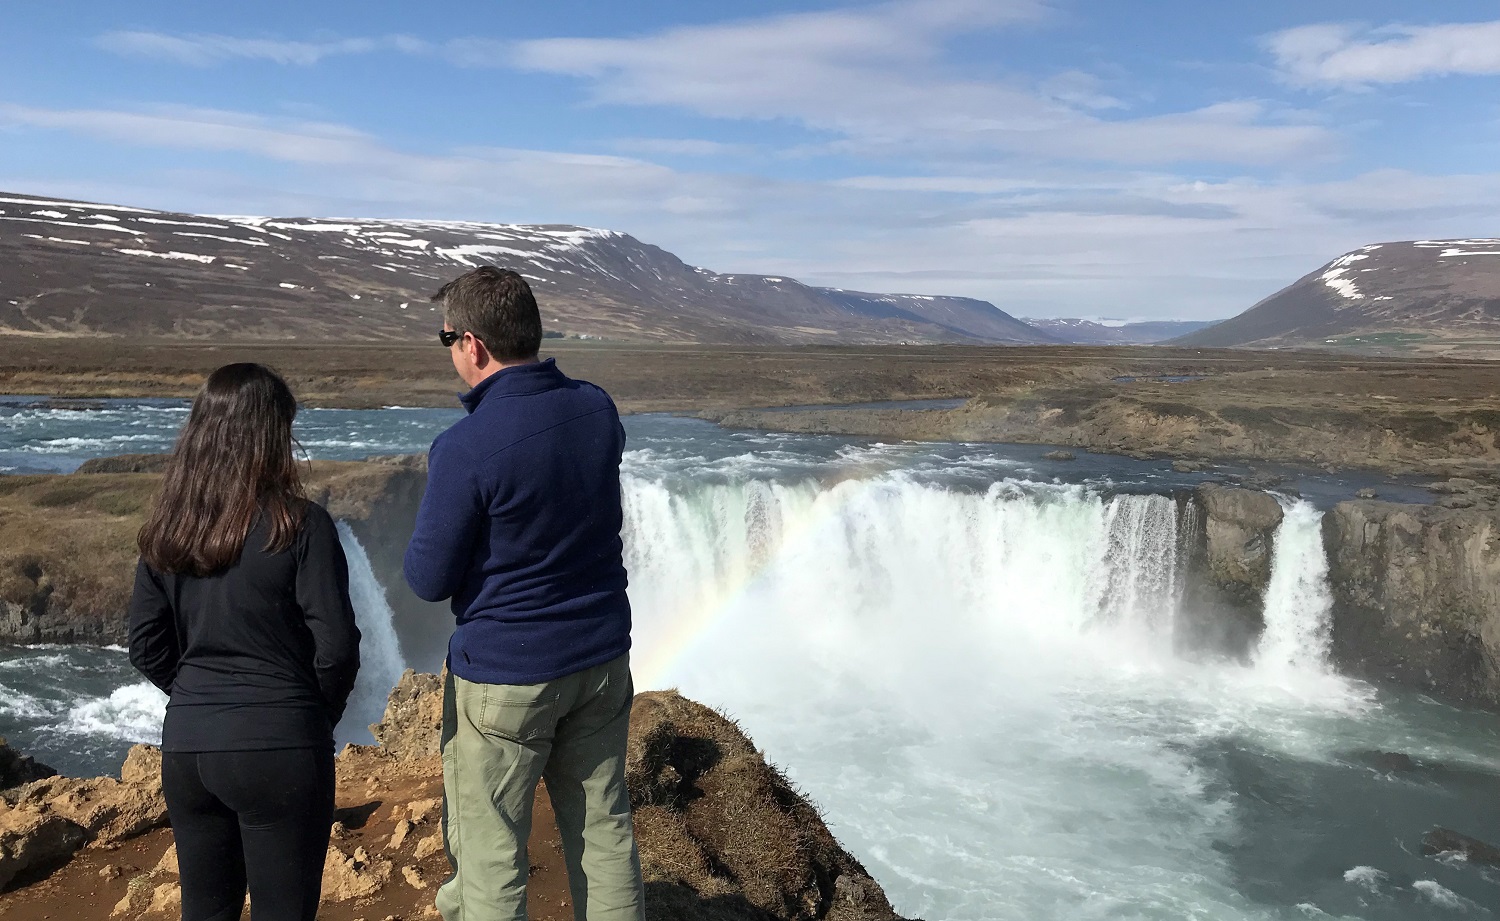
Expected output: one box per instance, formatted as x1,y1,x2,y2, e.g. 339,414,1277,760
128,503,361,752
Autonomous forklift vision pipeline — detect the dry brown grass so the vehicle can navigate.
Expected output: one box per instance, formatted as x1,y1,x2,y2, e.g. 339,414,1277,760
626,691,902,921
0,461,416,644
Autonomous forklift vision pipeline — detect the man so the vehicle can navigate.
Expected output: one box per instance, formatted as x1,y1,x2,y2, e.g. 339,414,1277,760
403,266,645,921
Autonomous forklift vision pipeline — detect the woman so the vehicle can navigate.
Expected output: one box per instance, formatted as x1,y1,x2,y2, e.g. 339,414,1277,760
128,362,361,921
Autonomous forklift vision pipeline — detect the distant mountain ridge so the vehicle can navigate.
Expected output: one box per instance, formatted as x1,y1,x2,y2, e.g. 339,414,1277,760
1023,317,1217,345
0,191,1052,345
1175,239,1500,352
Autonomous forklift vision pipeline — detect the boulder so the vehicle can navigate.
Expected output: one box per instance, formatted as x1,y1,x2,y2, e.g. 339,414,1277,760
371,669,444,760
321,844,392,902
0,737,56,790
4,745,167,848
0,805,87,889
1323,501,1500,706
1423,827,1500,869
1041,450,1075,461
121,743,162,787
8,774,168,846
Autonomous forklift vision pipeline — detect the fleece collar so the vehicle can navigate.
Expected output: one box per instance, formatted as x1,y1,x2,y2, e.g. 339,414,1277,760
458,358,564,414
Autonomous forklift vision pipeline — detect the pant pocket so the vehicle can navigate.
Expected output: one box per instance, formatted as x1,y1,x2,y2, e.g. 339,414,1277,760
477,686,560,743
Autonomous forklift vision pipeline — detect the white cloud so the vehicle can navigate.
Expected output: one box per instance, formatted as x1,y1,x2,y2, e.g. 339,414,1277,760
509,0,1330,166
5,99,1495,322
96,31,431,66
612,138,752,157
1269,20,1500,86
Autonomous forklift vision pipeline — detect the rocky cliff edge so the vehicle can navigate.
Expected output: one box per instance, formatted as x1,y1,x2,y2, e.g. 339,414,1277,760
0,673,910,921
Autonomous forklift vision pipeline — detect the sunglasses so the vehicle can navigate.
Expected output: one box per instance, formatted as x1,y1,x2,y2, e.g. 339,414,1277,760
438,329,463,348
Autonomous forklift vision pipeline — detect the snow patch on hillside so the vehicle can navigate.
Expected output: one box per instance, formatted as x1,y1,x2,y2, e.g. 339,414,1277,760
1321,252,1369,302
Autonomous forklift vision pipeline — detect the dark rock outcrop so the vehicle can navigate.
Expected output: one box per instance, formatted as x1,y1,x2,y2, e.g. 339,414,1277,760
0,739,55,791
1323,500,1500,706
627,691,904,921
1175,485,1284,660
0,807,87,890
1423,827,1500,869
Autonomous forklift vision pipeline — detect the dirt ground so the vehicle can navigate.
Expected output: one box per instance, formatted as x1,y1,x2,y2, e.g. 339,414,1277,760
2,336,1497,412
0,747,574,921
5,335,1500,479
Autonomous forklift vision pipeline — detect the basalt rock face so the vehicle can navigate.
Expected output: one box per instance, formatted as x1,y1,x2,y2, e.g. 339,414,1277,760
0,739,55,791
1322,500,1500,706
1175,485,1285,661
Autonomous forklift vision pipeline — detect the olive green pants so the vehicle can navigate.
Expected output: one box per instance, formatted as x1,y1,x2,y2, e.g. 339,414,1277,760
437,654,645,921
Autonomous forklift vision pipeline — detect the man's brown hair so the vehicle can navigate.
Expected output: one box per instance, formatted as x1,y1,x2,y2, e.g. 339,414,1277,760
433,266,543,361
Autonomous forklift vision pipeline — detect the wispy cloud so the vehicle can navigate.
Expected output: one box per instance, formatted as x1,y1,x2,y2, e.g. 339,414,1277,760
7,98,1492,321
96,30,431,66
1269,20,1500,87
508,0,1328,166
611,138,752,158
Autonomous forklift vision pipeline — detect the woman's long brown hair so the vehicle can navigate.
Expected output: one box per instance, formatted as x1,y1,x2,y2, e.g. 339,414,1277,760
139,363,306,575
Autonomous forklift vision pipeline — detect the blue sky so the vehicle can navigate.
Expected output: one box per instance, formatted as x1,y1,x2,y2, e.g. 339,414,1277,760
3,1,1499,321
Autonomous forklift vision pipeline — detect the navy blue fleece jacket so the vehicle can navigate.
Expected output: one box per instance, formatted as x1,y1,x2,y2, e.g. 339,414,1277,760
402,359,631,685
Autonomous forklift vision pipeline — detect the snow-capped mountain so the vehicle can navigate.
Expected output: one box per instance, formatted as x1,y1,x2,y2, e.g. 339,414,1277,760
0,192,1051,345
1022,317,1217,345
1175,240,1500,349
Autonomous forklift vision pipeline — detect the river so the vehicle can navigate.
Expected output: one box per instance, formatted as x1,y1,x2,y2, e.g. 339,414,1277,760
0,396,1496,918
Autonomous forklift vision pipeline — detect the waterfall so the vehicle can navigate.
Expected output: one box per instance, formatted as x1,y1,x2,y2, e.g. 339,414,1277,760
1090,494,1180,637
1254,500,1334,673
336,522,408,746
622,477,1194,688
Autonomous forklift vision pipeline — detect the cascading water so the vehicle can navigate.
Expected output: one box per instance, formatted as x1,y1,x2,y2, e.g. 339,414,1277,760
625,479,1190,689
336,523,408,746
1090,494,1180,638
1254,501,1335,674
617,471,1496,920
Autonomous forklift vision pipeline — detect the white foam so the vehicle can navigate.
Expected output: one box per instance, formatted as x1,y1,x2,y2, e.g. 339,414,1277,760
1341,865,1385,891
0,684,56,720
1412,880,1465,909
63,683,166,744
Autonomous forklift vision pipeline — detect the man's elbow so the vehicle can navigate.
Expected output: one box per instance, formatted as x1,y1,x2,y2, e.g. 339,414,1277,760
403,555,452,603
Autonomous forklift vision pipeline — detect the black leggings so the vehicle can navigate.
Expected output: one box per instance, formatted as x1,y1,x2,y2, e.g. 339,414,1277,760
162,748,335,921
